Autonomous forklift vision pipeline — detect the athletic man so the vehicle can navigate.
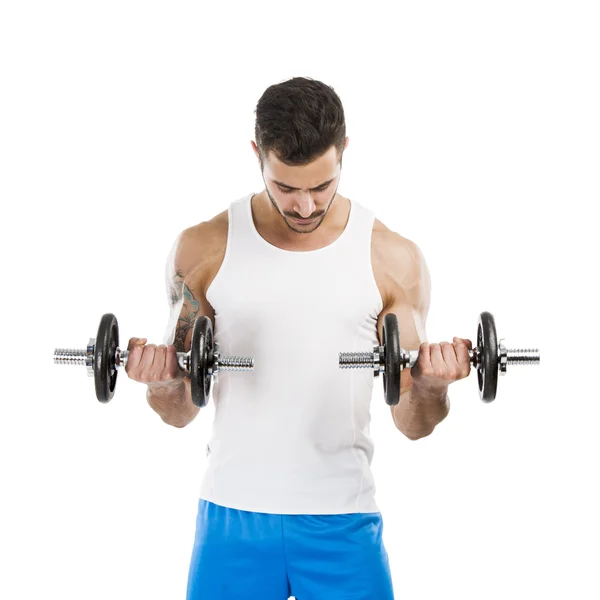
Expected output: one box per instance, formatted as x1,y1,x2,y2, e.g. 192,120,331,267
126,77,472,599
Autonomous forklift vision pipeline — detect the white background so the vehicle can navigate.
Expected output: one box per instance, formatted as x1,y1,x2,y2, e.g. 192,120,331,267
1,1,599,599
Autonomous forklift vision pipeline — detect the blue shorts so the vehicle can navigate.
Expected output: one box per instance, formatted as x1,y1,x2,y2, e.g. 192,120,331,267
186,499,395,599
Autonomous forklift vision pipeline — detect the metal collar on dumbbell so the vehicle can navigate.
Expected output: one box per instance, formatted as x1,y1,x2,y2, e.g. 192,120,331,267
371,344,423,375
212,342,220,384
469,343,516,374
114,346,124,370
469,347,480,368
86,338,95,377
499,340,507,375
372,345,384,377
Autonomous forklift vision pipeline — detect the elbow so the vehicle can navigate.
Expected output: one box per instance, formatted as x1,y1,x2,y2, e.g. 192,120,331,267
405,399,450,440
163,416,193,428
161,409,200,428
404,427,435,441
394,418,435,441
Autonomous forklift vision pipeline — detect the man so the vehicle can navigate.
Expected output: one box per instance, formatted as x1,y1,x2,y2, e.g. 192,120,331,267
126,77,472,599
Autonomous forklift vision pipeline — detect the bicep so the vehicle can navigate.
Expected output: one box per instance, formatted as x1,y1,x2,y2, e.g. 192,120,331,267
162,229,216,353
163,277,204,353
376,237,431,398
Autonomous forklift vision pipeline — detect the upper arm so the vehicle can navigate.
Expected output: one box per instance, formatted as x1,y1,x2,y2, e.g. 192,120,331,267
375,233,431,408
162,224,216,353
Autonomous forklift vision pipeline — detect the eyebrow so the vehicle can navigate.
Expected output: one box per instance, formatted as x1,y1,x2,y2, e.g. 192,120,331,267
271,178,336,191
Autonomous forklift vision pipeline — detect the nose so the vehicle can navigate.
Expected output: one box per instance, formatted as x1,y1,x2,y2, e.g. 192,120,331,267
294,193,317,219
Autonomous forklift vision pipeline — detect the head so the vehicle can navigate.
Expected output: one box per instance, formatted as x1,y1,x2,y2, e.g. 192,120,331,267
252,77,349,234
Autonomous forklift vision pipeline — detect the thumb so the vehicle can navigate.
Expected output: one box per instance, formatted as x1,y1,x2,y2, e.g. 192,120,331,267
128,337,148,350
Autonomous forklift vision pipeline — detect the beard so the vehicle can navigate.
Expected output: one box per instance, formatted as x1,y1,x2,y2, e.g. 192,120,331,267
264,185,339,234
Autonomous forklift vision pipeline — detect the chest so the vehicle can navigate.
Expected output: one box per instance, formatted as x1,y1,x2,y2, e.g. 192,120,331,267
203,224,391,311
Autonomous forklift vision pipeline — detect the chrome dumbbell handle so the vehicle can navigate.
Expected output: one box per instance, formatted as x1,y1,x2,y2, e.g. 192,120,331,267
54,339,254,377
115,348,190,371
340,342,540,374
404,345,540,373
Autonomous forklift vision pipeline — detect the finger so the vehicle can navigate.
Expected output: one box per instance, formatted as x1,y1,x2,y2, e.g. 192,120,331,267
440,341,461,379
429,343,444,374
453,338,472,377
125,338,147,373
416,342,431,372
453,336,473,350
127,337,147,351
154,345,168,378
140,344,157,374
165,345,179,378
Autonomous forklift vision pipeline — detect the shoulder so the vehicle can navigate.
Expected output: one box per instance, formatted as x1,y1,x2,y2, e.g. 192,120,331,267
372,218,429,306
373,218,426,276
187,210,228,249
171,210,229,285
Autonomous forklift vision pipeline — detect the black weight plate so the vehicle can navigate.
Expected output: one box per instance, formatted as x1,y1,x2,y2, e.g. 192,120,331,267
382,313,402,406
94,313,119,403
190,316,213,408
477,311,499,403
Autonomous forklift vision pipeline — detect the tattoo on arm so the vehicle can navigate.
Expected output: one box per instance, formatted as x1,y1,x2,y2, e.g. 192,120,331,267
174,282,200,352
170,268,185,306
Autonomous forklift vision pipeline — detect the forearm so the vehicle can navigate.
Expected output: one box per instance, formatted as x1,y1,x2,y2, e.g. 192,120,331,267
146,377,200,428
393,384,450,440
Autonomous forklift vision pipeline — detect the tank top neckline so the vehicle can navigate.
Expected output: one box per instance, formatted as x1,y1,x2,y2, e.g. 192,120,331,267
246,192,355,254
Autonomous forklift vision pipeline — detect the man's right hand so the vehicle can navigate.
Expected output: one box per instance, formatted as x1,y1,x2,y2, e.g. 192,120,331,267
125,337,186,386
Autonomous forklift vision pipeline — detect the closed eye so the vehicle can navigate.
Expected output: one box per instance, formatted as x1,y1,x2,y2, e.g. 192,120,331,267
279,185,329,194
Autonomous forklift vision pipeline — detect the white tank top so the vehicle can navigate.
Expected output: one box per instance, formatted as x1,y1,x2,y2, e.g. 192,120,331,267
200,192,384,514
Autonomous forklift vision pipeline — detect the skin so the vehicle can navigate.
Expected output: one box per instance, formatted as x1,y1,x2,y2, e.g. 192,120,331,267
129,138,473,437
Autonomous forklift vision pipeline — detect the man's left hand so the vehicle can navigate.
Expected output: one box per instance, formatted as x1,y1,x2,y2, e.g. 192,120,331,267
410,337,473,394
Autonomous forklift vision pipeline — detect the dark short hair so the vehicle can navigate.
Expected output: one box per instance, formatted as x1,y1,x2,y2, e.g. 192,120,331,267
254,77,346,168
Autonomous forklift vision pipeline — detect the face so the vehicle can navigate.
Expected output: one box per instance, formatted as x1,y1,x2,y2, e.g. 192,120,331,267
251,138,349,235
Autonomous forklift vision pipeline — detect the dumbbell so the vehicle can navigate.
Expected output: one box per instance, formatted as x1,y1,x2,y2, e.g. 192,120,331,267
338,311,540,406
54,313,254,407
